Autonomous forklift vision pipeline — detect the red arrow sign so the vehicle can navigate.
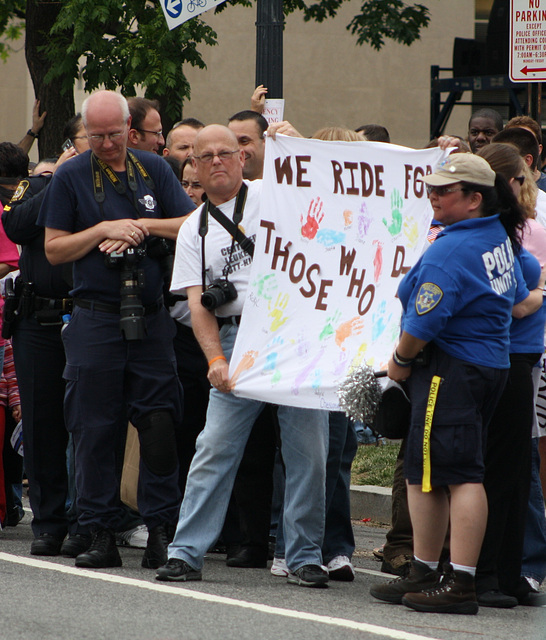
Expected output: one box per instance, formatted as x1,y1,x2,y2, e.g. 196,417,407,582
521,66,546,75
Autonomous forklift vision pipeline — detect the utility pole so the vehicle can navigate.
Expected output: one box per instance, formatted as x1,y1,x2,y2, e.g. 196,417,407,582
255,0,283,98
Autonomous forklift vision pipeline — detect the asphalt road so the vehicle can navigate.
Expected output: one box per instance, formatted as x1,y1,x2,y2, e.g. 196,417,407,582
1,506,545,640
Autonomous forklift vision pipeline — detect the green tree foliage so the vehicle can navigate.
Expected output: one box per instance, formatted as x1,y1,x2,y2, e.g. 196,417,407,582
42,0,218,122
269,0,429,49
0,0,25,61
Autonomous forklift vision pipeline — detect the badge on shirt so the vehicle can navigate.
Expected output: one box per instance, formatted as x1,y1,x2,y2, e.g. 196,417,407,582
415,282,443,315
139,194,156,211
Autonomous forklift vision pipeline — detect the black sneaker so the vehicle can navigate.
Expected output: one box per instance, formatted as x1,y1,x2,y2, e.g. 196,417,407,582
477,589,518,608
226,546,268,568
515,576,546,606
75,529,122,568
61,534,92,558
142,524,169,569
156,558,202,582
370,559,440,604
287,564,329,588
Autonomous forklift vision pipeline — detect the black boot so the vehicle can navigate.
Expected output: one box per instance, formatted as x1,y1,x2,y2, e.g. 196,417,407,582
75,529,122,568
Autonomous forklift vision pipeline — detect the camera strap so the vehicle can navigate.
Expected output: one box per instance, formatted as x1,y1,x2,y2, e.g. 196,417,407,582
91,151,156,219
198,182,252,294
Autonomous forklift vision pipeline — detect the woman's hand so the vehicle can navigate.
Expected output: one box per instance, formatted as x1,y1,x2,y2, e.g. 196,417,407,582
387,357,412,382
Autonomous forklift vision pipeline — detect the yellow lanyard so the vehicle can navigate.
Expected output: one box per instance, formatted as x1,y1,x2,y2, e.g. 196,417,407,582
422,375,442,492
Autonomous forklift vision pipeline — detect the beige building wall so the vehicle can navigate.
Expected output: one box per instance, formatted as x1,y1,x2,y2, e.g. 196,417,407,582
182,0,475,148
0,39,40,161
0,0,474,157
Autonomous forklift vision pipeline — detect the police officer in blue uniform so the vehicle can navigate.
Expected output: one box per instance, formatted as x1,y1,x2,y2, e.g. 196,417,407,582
39,90,194,569
370,153,538,614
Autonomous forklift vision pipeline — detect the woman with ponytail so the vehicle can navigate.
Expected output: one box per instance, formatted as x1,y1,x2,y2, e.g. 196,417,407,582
370,152,543,615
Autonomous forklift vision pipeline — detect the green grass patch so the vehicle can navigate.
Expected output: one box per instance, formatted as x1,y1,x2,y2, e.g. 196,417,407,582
351,442,400,487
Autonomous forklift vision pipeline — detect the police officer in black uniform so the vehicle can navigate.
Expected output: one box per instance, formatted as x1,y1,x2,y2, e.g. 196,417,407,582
2,155,91,557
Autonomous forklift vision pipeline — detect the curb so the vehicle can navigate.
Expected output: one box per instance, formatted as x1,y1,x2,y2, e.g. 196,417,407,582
350,485,392,525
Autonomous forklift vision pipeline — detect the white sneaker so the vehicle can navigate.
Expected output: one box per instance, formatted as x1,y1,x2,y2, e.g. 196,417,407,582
271,557,289,577
327,555,355,582
115,524,148,548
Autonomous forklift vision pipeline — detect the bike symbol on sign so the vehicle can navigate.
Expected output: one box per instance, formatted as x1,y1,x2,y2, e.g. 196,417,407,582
187,0,207,12
164,0,183,18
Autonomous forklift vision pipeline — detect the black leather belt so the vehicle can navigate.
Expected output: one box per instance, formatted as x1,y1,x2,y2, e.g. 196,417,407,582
217,315,241,327
74,298,163,315
34,296,73,313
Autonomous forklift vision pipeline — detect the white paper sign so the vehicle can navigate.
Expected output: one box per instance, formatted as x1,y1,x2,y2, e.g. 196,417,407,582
228,136,448,410
160,0,227,30
263,99,285,125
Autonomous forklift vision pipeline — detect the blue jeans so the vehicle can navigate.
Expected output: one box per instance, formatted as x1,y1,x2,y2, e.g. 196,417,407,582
521,439,546,584
275,411,357,563
168,324,329,572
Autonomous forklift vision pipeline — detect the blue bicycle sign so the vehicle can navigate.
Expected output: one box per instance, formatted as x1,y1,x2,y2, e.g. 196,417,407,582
164,0,183,18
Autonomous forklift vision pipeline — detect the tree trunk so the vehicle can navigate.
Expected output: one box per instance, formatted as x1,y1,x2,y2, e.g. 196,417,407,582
25,0,75,158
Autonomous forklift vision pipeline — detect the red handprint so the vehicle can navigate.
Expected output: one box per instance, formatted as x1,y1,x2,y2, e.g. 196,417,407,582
373,239,383,283
301,197,325,239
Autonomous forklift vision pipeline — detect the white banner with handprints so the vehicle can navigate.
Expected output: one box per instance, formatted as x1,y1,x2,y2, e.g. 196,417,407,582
228,135,448,410
161,0,226,30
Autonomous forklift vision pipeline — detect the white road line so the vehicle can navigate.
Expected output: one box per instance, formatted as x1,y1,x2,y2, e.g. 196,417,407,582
0,552,440,640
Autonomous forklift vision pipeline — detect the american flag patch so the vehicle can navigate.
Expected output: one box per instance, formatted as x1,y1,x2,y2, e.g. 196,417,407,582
427,224,445,244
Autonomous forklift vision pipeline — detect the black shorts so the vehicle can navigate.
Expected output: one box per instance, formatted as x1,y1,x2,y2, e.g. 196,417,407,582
404,344,508,487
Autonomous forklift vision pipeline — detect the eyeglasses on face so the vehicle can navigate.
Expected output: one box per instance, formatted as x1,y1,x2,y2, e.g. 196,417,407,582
513,175,525,186
426,185,468,197
137,129,163,138
88,132,124,143
193,150,239,164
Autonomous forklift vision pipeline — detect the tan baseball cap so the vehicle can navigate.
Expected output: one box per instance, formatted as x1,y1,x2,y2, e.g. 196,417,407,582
423,153,496,187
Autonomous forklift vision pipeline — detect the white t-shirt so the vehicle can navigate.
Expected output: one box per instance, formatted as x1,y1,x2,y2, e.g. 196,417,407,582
171,180,261,317
535,188,546,228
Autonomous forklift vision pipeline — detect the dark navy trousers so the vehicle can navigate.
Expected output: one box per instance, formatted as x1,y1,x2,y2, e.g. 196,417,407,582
61,304,182,531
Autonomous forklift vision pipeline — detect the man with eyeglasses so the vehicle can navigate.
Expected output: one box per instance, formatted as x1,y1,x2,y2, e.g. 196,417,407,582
127,97,165,154
157,124,330,588
39,90,195,570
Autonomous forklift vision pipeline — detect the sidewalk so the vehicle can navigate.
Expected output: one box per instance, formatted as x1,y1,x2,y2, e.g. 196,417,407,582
350,484,392,525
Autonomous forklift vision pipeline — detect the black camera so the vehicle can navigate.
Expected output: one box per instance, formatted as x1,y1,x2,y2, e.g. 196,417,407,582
105,247,146,341
201,278,237,311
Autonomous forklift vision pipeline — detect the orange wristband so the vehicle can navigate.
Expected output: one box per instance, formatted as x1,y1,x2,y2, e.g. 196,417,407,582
208,355,227,367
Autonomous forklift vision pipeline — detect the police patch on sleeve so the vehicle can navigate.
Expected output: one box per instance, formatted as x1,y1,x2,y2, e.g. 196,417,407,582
415,282,443,315
11,179,30,202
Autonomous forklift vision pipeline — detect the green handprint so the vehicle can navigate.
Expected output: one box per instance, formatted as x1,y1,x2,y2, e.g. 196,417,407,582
383,189,403,236
253,273,278,301
319,309,342,341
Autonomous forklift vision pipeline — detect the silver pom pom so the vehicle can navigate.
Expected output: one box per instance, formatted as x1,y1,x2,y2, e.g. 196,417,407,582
338,365,383,423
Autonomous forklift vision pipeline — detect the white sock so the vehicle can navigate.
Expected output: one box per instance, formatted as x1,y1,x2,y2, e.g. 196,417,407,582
414,555,438,571
452,563,476,576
